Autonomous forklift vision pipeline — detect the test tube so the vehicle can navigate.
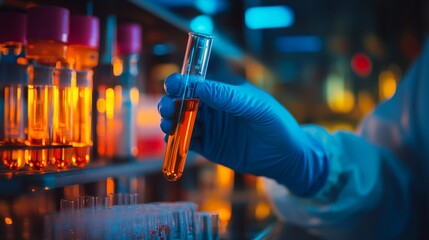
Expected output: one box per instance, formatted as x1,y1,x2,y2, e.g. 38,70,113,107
2,64,28,170
113,22,142,160
0,12,28,170
72,71,93,168
162,32,213,181
67,15,99,167
26,65,53,170
195,211,219,240
94,16,116,158
51,68,74,169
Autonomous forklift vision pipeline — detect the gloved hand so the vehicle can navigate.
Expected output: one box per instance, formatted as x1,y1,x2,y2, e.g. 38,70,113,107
158,73,329,197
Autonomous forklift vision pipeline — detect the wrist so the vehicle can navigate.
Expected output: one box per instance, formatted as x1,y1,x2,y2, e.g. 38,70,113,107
299,125,347,203
272,130,330,198
293,134,330,197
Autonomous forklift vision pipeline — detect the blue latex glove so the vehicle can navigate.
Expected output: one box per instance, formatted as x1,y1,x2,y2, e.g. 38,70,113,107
158,73,329,197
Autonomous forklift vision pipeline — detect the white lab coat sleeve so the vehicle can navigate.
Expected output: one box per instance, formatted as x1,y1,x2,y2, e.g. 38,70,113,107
263,127,413,239
262,37,429,240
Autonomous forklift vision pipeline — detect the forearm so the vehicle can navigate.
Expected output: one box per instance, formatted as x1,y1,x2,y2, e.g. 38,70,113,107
263,125,415,239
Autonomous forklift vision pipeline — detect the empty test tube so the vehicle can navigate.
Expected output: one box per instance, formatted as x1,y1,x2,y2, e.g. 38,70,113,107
195,211,219,240
162,32,213,181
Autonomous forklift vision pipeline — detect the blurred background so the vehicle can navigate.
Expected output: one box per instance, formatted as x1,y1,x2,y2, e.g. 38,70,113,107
0,0,427,239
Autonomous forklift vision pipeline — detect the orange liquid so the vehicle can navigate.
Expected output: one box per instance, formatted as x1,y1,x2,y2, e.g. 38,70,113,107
96,87,115,157
2,150,26,170
27,85,51,170
162,99,199,181
3,85,26,170
50,148,72,169
72,87,92,167
26,149,48,170
51,86,73,169
72,146,91,168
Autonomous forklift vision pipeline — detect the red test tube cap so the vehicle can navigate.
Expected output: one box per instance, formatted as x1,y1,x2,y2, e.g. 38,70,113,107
69,15,100,49
0,12,27,44
27,5,69,43
116,22,142,55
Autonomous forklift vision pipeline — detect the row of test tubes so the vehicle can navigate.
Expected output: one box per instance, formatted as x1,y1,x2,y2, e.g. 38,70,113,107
46,196,219,240
0,6,99,171
0,5,143,171
0,3,216,187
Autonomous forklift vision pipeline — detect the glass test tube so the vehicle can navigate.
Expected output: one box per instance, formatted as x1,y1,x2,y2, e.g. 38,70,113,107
113,54,140,159
72,71,93,167
0,12,28,169
162,32,213,181
195,211,219,240
51,68,74,169
67,15,99,167
26,65,53,170
95,15,116,158
2,64,28,170
113,22,142,160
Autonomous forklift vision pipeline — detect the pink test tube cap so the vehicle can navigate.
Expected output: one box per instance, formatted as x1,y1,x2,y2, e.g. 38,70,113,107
0,12,27,44
116,22,142,55
27,5,69,43
69,15,100,48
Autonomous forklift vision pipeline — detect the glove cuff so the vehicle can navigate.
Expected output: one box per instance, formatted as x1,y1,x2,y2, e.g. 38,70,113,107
301,125,348,203
279,126,330,197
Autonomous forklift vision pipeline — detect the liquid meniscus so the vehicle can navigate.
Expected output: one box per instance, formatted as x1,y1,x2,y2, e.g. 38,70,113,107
162,98,199,181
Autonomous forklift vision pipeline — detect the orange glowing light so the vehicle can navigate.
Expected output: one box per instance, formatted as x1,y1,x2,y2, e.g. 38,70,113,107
216,165,234,190
17,57,27,65
106,177,115,195
105,88,115,119
201,199,231,223
96,98,106,113
328,90,355,113
358,91,375,115
137,107,160,126
379,71,397,100
130,87,139,105
255,202,271,220
255,177,265,194
113,57,123,76
4,217,13,225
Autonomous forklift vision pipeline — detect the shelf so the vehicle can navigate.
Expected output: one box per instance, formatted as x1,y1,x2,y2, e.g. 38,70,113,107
0,152,203,197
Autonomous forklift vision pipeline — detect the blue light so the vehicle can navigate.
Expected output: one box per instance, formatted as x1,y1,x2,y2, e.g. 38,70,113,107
153,44,171,56
275,36,323,52
195,0,216,14
195,0,227,14
155,0,194,7
245,6,294,29
190,15,214,34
